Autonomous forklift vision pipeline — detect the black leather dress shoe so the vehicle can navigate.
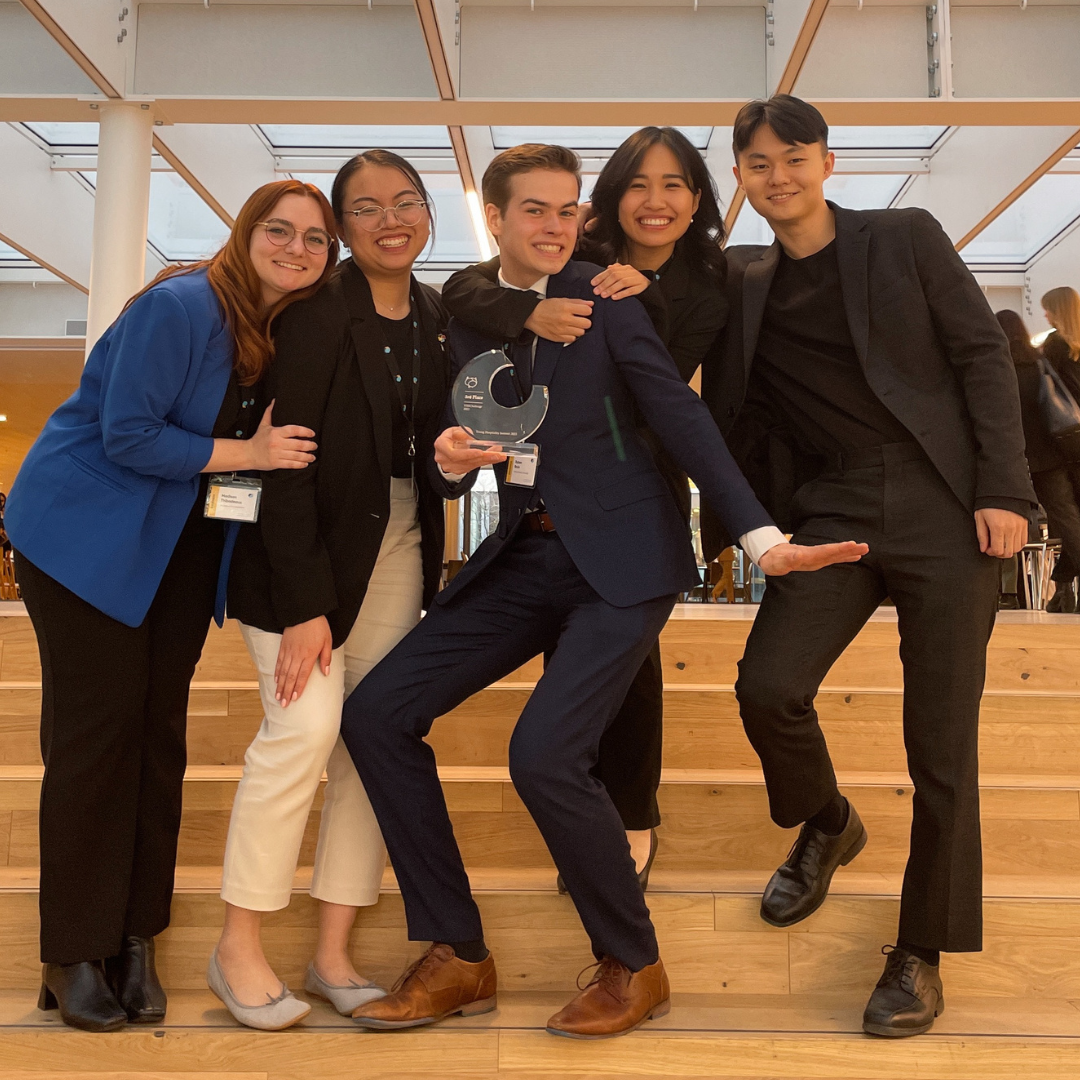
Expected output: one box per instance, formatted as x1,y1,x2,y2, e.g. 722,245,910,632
759,801,867,927
38,960,128,1032
1047,580,1077,613
557,829,659,895
106,935,167,1023
863,946,944,1037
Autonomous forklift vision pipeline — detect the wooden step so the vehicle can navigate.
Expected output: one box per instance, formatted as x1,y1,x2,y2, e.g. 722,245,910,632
3,866,1080,1000
5,609,1080,691
1,988,1080,1080
2,989,1080,1080
5,683,1080,777
2,766,1079,876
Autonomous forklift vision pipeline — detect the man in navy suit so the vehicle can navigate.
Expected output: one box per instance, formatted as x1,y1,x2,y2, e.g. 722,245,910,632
342,144,865,1039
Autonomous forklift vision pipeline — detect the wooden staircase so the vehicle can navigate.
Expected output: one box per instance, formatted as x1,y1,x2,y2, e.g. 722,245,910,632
1,604,1080,1078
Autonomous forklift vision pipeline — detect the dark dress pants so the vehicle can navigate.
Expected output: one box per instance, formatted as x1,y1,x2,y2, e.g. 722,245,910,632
1035,465,1080,582
341,531,675,972
735,445,998,953
14,503,222,964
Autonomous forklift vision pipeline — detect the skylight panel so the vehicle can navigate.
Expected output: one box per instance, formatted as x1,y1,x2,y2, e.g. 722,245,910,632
147,173,231,262
490,127,713,150
829,126,947,151
962,174,1080,266
22,122,99,147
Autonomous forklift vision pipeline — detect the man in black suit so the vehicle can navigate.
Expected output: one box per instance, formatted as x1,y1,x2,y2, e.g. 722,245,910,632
700,96,1037,1037
340,143,864,1039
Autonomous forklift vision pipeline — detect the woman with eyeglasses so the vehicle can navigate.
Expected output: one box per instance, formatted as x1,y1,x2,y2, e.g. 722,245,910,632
211,150,457,1030
4,180,335,1032
441,127,728,889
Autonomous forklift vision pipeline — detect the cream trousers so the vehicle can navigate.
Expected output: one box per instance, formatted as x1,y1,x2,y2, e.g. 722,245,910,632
221,478,423,911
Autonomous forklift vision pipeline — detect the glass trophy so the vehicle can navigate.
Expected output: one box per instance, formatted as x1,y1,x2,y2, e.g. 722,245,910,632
451,349,549,468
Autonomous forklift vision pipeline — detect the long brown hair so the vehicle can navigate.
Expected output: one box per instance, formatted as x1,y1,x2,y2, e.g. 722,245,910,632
995,308,1040,365
1042,286,1080,362
123,180,338,385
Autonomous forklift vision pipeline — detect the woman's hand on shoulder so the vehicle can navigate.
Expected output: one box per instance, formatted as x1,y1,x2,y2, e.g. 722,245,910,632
524,298,593,343
248,400,317,471
591,263,651,301
275,615,333,706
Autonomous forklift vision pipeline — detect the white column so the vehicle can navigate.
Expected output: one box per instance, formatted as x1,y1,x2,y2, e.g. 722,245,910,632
85,101,154,356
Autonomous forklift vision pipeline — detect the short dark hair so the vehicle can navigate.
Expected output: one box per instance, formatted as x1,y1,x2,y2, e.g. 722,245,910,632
482,143,582,215
732,94,829,158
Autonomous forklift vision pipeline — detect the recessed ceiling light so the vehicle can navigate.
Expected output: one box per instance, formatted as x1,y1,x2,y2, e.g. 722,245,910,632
0,414,7,422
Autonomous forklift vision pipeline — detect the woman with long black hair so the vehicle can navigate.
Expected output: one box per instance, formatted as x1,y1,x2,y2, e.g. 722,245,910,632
5,180,335,1031
441,127,729,886
210,150,477,1030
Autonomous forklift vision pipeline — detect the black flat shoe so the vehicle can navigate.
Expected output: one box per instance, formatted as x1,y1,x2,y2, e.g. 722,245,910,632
557,829,659,895
106,935,167,1023
39,960,127,1032
862,945,944,1037
760,800,867,927
1047,580,1077,613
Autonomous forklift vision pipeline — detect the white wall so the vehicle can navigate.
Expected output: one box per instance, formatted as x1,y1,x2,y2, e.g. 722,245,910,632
0,283,88,337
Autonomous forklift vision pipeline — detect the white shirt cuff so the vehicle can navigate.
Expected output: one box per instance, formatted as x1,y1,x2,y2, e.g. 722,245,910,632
437,463,466,484
738,525,788,566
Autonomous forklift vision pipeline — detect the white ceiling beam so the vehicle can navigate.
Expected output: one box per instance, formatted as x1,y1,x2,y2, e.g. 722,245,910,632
955,127,1080,250
727,0,831,235
18,0,125,98
897,126,1080,247
6,97,1080,128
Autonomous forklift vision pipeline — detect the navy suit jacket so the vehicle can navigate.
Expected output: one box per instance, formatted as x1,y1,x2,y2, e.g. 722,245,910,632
432,260,773,609
5,270,231,625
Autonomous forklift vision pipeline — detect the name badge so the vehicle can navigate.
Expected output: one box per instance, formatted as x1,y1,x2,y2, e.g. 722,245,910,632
504,446,538,488
205,475,262,523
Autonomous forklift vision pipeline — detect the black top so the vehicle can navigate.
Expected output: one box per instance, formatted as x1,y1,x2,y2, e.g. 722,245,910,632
227,261,450,647
1011,356,1063,475
1044,331,1080,404
191,373,264,520
378,312,418,478
748,240,912,458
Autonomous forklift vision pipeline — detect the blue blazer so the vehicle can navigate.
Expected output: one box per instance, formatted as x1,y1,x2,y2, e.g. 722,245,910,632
432,260,774,609
5,269,233,626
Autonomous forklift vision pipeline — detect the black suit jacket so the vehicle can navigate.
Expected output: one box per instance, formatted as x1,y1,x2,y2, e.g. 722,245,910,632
430,260,772,609
228,261,449,647
699,203,1037,559
441,250,726,522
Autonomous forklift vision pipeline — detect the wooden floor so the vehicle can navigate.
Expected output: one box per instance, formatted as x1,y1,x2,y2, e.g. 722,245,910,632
2,605,1080,1077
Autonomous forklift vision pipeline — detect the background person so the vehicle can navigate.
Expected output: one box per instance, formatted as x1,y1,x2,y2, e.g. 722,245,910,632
211,151,457,1030
442,126,728,884
996,309,1080,612
3,180,334,1032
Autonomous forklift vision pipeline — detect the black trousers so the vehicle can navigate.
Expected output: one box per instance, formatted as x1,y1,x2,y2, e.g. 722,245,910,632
1034,465,1080,582
735,444,998,953
14,504,222,964
341,532,675,971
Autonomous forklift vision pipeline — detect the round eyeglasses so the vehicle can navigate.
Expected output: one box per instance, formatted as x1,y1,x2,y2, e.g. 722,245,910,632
344,200,428,233
256,220,333,255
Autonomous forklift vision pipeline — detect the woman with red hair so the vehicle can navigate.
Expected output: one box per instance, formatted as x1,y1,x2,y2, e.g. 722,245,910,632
5,180,337,1032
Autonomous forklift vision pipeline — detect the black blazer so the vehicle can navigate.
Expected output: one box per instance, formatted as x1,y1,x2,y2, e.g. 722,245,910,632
1044,331,1080,404
228,261,449,647
699,203,1037,559
430,260,773,610
441,250,727,520
1012,356,1063,475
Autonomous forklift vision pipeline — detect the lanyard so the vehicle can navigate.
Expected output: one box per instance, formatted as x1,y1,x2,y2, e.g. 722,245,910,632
380,296,421,459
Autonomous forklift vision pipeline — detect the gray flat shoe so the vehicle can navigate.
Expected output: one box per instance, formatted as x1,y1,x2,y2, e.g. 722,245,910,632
206,951,311,1031
304,962,387,1015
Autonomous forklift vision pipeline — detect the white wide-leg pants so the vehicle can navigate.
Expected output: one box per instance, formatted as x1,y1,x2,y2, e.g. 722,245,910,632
220,478,423,911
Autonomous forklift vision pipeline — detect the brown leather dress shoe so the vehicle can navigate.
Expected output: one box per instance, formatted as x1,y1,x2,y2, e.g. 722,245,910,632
351,944,497,1030
545,956,670,1039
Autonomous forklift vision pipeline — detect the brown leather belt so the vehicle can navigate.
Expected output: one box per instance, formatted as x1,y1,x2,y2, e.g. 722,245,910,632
519,510,557,534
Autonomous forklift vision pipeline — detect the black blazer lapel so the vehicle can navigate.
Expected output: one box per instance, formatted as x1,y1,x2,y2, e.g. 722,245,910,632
532,265,577,388
832,204,871,367
339,261,392,486
742,241,781,376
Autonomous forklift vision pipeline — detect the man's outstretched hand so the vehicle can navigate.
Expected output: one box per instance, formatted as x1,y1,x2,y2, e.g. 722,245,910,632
757,540,869,577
